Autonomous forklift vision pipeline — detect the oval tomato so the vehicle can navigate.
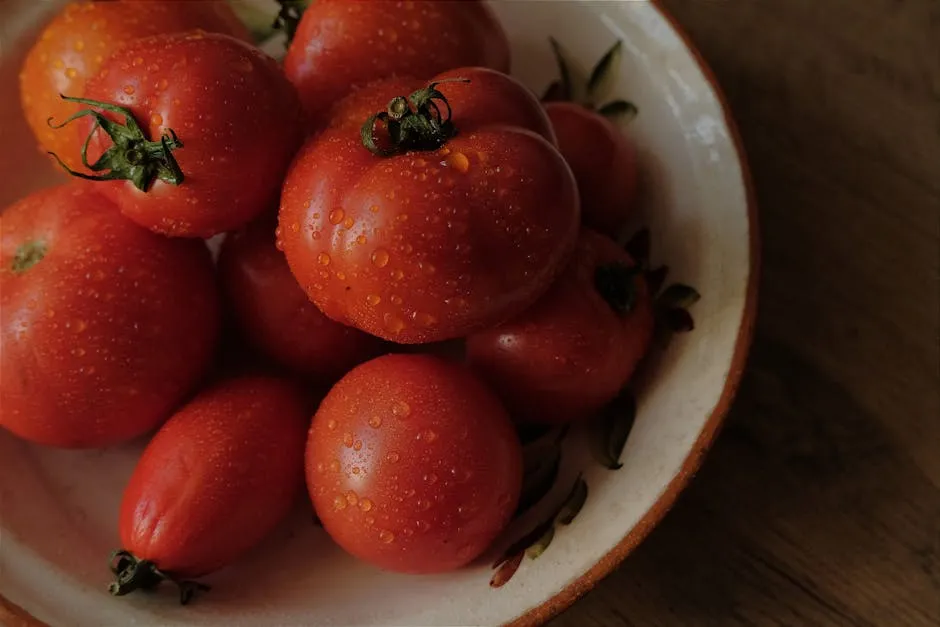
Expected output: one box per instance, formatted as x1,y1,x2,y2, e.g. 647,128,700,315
219,216,386,384
53,32,303,238
307,353,522,573
466,229,654,424
19,0,249,171
110,376,309,603
284,0,510,128
279,67,578,344
545,102,639,237
0,184,219,448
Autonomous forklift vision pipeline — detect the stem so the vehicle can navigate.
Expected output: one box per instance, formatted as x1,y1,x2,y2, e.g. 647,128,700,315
108,549,210,605
361,78,470,157
594,262,642,315
47,95,184,192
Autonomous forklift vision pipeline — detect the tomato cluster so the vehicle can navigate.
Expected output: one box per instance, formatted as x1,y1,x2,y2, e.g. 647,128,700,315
2,0,654,604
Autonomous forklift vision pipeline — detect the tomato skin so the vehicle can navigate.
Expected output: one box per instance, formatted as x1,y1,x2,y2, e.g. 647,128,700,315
0,184,219,448
19,0,249,171
279,67,578,344
545,102,639,237
76,32,304,238
219,217,386,384
118,376,309,577
466,229,654,425
307,354,522,573
284,0,511,129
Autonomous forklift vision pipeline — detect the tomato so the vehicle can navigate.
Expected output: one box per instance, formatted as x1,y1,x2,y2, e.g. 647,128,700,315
110,376,309,603
284,0,510,129
545,102,640,237
219,216,386,384
52,32,303,238
466,229,654,424
0,184,219,448
19,0,249,172
279,67,578,344
307,353,522,573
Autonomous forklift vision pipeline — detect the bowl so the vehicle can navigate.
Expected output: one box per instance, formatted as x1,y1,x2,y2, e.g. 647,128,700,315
0,1,758,625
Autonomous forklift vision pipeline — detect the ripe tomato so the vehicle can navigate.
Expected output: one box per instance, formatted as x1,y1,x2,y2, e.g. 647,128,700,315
307,354,522,573
284,0,510,128
545,102,639,237
279,67,578,344
111,376,309,603
53,32,303,238
466,229,654,424
219,216,386,384
19,0,249,172
0,184,219,448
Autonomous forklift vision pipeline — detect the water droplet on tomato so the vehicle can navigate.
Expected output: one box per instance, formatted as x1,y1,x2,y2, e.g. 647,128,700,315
369,205,380,214
72,319,87,333
384,314,405,334
329,209,345,224
415,520,431,532
316,462,325,473
317,252,331,266
371,248,390,268
346,490,359,506
392,401,411,418
424,473,438,485
356,234,368,245
379,530,395,544
365,516,376,526
327,419,337,430
369,416,383,428
360,499,374,512
150,113,163,126
343,216,355,229
391,268,405,280
290,222,300,233
329,459,341,472
353,440,363,451
412,312,438,327
386,452,400,464
366,294,382,306
123,85,135,95
390,294,403,306
333,495,347,510
421,429,438,444
71,347,85,357
351,466,361,475
416,499,431,512
343,432,354,447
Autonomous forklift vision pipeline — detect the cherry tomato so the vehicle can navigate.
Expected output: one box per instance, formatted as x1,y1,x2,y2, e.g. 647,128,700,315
307,353,522,573
279,67,578,344
466,229,654,424
545,102,639,237
284,0,510,128
219,216,386,384
53,32,303,238
19,0,249,172
0,184,219,448
110,376,309,603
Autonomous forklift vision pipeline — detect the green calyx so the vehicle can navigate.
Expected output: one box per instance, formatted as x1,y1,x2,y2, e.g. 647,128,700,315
361,78,470,157
543,38,638,122
595,262,642,315
47,95,185,192
272,0,312,43
108,549,209,605
11,240,47,274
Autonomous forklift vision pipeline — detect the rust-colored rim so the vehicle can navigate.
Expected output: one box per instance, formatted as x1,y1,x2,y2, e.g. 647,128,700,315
508,3,761,626
0,3,758,626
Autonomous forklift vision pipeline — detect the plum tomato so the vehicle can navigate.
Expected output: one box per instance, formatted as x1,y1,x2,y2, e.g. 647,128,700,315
306,354,523,574
49,32,303,238
19,0,249,171
219,216,386,384
545,102,640,237
466,229,654,425
0,184,219,448
111,376,309,603
279,67,579,344
284,0,510,128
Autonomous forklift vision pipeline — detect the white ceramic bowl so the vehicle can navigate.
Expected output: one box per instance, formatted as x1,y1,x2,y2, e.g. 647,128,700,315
0,1,758,625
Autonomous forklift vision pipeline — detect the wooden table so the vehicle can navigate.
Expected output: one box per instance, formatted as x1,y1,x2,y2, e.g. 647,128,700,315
554,0,940,625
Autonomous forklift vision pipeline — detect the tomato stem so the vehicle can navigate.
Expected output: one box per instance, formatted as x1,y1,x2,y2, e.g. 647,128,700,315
108,549,210,605
594,262,642,315
47,95,185,192
361,78,470,157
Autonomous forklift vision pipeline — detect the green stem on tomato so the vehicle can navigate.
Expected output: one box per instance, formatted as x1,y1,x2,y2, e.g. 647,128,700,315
47,95,184,192
108,549,209,605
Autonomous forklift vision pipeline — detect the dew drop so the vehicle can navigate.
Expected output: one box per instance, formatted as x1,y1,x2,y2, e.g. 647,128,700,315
343,432,354,447
150,113,163,126
365,516,376,526
366,294,382,306
369,204,380,213
392,401,411,418
384,314,405,334
343,216,355,229
71,347,86,357
371,248,390,268
73,40,85,52
446,152,470,173
416,520,431,532
329,208,345,224
422,429,438,444
351,466,361,475
369,416,383,428
378,530,395,544
123,85,135,95
317,252,331,266
327,419,337,430
353,440,363,451
65,67,78,79
386,451,400,463
346,491,359,506
360,498,374,512
329,459,341,472
416,499,431,512
412,312,437,327
356,234,368,245
333,495,348,510
391,269,405,280
424,473,438,485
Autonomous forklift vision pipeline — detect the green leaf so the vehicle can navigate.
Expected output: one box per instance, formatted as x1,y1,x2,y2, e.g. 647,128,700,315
516,444,562,518
657,284,701,310
598,99,639,122
229,0,281,43
547,37,573,102
590,391,637,470
555,477,588,525
525,525,556,559
587,41,623,102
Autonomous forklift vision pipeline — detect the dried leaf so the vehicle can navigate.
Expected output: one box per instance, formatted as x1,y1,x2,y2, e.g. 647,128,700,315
625,228,651,267
657,284,701,310
525,525,556,559
662,308,695,333
645,265,670,296
587,41,623,102
598,99,638,122
556,477,588,525
493,516,556,569
590,391,637,470
489,552,524,588
547,38,573,102
516,445,562,518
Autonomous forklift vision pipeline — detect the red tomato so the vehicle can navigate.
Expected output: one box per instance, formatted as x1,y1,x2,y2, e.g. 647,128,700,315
307,354,522,573
545,102,639,237
466,229,654,424
0,184,219,448
279,67,578,344
19,0,249,171
284,0,510,128
219,216,386,384
55,32,303,238
111,376,309,602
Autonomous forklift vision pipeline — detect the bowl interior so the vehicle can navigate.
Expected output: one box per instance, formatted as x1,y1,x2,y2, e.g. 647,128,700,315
0,1,753,625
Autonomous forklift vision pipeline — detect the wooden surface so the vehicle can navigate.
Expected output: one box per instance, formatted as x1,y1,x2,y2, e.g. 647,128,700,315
554,0,940,625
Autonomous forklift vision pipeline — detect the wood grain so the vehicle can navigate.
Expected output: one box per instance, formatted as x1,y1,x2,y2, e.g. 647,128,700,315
554,0,940,625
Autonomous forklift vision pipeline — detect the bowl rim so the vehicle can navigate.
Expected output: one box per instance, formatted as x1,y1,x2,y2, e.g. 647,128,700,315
507,2,761,625
0,2,759,625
